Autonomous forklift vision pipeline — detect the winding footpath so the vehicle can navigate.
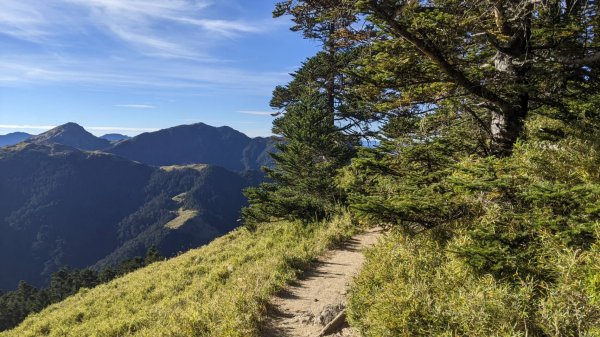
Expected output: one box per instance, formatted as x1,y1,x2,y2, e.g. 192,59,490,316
261,228,383,337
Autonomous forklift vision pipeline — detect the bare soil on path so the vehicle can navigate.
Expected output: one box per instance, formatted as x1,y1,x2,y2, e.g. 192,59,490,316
261,228,383,337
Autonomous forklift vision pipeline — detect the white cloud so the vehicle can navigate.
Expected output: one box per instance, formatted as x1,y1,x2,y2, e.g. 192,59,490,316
0,124,57,130
0,1,266,59
0,56,290,95
0,2,55,41
238,110,275,116
0,124,158,134
115,104,155,109
177,18,262,37
0,1,292,96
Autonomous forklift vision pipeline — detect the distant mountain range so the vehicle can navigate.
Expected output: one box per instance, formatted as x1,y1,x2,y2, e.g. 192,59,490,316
108,123,275,171
1,122,274,171
0,132,32,147
99,133,130,142
0,122,276,290
0,130,131,148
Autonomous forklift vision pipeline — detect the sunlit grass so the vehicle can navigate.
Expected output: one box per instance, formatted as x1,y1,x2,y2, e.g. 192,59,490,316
2,214,356,337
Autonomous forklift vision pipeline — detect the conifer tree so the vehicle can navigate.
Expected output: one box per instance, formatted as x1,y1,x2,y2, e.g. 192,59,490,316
242,91,354,226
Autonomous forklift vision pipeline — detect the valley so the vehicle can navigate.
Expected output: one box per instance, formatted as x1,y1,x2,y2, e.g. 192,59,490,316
0,122,275,291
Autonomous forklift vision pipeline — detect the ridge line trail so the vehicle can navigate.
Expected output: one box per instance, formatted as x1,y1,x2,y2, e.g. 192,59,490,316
261,228,383,337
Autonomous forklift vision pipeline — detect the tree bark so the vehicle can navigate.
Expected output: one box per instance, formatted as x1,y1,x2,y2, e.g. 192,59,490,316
490,101,527,157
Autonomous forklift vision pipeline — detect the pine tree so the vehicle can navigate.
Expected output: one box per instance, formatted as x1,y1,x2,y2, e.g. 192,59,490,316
242,91,355,226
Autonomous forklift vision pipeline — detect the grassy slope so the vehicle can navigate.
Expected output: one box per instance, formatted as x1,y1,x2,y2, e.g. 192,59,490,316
2,215,355,337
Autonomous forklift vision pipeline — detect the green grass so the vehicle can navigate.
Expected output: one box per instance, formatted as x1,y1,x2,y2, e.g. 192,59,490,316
2,214,356,337
164,209,199,229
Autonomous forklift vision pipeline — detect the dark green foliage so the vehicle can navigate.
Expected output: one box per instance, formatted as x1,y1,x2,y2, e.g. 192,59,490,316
450,149,600,283
271,49,373,132
339,103,487,232
243,93,355,226
0,248,162,332
342,110,600,334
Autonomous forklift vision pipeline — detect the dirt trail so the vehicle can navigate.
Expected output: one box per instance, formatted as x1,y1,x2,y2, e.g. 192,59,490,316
261,228,383,337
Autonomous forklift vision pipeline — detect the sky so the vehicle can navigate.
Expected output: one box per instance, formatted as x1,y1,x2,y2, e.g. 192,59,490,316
0,0,320,137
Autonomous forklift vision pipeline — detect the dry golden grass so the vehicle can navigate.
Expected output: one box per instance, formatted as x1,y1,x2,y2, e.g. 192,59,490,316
2,214,355,337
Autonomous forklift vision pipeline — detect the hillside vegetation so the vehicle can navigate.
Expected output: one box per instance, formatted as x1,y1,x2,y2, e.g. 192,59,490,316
5,0,600,335
0,143,257,290
1,214,355,337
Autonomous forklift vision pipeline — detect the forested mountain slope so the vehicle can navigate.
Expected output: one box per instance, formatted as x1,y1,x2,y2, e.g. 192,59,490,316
0,143,258,290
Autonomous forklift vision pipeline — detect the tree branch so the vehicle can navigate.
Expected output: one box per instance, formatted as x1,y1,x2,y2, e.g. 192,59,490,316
368,2,510,110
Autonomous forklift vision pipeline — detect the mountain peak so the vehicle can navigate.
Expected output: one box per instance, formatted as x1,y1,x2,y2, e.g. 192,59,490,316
108,122,274,171
28,123,110,151
60,122,86,131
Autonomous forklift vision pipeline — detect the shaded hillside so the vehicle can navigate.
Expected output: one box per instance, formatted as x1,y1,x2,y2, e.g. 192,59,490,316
0,133,32,147
92,164,255,270
26,123,110,151
108,123,275,171
0,143,152,289
0,144,259,290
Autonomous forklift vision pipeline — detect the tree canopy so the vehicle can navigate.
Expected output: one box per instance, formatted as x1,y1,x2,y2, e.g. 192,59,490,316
244,1,600,334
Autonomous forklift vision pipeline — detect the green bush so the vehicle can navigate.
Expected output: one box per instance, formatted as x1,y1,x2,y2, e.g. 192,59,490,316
347,125,600,336
349,229,600,337
348,231,535,337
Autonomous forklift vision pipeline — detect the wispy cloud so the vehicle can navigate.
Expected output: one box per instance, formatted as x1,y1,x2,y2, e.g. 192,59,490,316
176,18,262,37
0,1,293,97
0,1,267,59
0,2,60,41
238,110,275,116
0,124,57,130
115,104,155,109
0,56,290,95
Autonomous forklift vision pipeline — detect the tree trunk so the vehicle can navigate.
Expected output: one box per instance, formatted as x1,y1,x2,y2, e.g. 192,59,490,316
488,2,531,156
490,102,526,157
325,23,337,126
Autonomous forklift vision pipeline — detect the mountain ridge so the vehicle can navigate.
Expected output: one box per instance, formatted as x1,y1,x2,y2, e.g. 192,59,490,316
0,132,32,147
26,123,110,151
100,133,130,142
0,142,263,290
4,122,275,171
107,122,275,171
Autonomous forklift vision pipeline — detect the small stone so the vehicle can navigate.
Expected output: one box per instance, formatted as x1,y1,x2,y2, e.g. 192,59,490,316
317,303,345,326
296,313,314,325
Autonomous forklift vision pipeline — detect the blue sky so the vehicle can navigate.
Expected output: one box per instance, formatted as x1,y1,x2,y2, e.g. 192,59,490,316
0,0,319,137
